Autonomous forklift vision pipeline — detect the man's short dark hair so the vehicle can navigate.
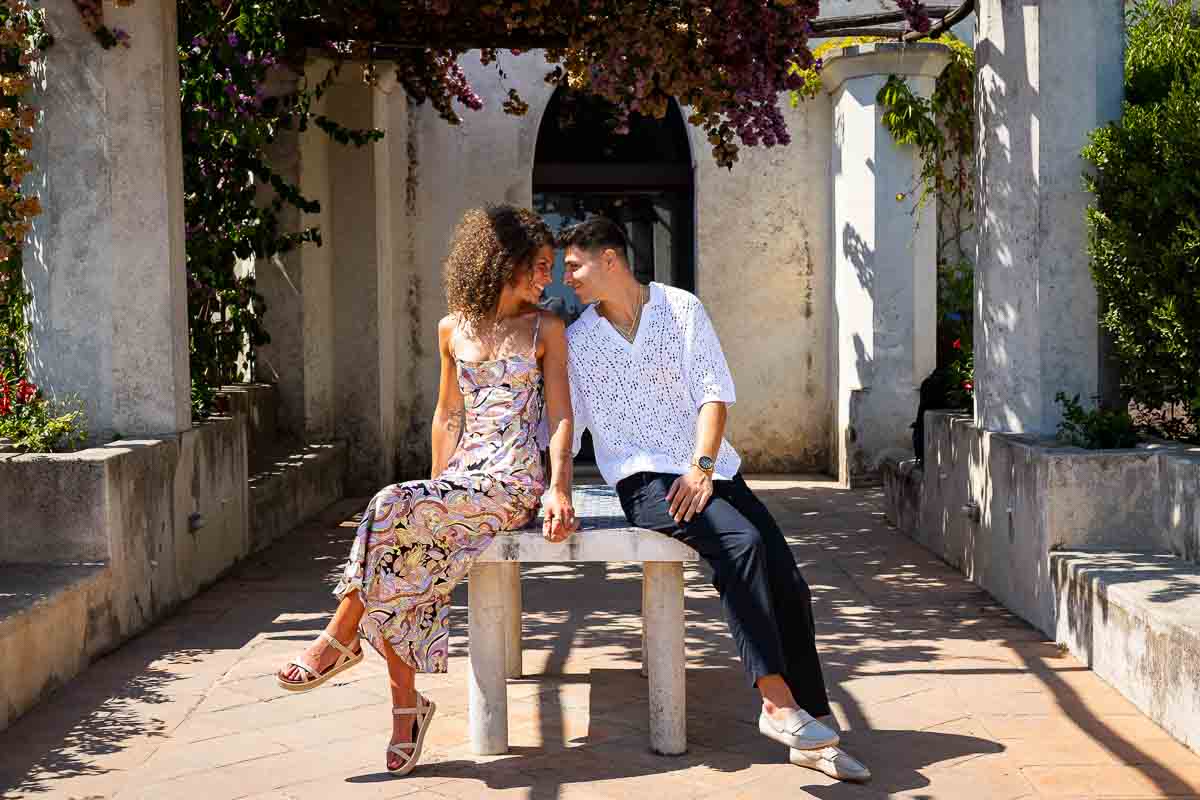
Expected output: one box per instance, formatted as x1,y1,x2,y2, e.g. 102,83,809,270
557,216,628,261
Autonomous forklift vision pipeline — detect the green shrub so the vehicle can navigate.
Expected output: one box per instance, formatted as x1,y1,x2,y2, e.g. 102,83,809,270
1083,0,1200,439
1055,392,1139,450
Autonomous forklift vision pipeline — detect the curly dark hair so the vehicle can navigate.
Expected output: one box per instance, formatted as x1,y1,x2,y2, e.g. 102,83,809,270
443,205,553,328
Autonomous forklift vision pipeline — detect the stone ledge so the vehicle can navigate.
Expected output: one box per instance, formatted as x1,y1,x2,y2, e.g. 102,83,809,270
0,562,114,731
0,418,248,732
820,41,952,94
880,451,922,534
216,384,278,460
1052,551,1200,753
249,441,348,552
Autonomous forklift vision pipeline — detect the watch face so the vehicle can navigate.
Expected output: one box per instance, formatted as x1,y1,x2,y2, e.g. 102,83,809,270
698,456,715,471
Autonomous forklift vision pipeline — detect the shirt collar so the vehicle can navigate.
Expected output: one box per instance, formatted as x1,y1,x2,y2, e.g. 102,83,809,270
573,282,661,334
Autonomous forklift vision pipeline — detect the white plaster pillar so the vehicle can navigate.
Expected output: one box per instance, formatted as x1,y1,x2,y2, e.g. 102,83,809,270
974,0,1125,435
254,63,337,442
326,70,399,489
28,0,190,440
823,43,948,483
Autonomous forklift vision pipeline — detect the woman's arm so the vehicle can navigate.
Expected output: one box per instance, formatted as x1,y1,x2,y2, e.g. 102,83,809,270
538,312,577,538
430,315,466,479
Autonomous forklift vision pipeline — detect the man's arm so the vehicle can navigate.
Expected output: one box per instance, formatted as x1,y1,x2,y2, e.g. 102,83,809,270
666,401,726,523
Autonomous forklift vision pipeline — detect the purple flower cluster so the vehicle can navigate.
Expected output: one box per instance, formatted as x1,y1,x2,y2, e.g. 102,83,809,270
895,0,933,33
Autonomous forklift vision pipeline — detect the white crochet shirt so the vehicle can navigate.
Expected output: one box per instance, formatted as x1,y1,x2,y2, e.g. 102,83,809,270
566,282,741,486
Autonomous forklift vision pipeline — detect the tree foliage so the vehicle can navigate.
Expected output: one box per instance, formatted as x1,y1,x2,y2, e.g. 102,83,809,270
1083,0,1200,440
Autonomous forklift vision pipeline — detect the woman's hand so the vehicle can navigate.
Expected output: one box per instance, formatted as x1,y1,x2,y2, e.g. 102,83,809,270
541,488,578,542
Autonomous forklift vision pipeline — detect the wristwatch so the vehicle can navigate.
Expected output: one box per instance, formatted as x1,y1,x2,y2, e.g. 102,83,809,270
693,455,715,476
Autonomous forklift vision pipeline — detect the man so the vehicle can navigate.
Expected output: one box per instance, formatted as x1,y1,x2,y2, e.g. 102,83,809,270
558,217,870,783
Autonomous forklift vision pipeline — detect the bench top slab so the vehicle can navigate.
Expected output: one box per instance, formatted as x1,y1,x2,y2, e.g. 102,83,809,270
478,484,699,563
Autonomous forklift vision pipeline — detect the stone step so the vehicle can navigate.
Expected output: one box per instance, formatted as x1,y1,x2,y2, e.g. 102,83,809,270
248,441,348,552
0,562,114,731
1051,551,1200,754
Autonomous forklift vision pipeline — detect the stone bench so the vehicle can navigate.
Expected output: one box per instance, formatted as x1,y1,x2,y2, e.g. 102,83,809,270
470,484,700,756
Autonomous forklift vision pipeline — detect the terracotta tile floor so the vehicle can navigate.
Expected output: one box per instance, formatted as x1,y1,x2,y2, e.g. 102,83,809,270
3,477,1198,799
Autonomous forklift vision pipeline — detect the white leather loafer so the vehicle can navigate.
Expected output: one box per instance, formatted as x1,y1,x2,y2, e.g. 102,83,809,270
790,746,872,782
758,708,840,750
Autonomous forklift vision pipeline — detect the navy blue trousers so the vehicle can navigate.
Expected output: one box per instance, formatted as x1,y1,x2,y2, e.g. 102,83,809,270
617,471,832,717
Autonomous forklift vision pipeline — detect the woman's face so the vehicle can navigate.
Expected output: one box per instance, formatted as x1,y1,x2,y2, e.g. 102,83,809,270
515,244,555,305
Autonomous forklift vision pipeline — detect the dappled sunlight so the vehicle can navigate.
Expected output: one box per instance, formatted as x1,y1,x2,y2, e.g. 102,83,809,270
5,483,1199,798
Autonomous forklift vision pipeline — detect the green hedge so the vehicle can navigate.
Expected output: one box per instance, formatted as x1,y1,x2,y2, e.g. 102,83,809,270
1083,0,1200,439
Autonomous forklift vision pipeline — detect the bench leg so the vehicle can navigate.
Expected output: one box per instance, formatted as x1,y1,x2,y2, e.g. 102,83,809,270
500,561,522,678
640,577,649,678
643,561,686,755
468,562,508,755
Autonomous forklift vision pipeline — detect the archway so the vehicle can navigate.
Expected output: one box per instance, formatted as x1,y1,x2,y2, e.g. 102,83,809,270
533,87,695,322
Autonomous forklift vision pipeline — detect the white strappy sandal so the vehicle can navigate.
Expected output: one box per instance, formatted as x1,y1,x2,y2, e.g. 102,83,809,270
388,693,437,776
276,631,364,692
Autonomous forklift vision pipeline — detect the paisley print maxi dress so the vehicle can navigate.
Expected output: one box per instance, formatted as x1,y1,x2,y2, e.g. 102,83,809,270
333,353,546,672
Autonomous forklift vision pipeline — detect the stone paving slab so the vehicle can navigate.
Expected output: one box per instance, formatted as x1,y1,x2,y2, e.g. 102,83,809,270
2,478,1200,799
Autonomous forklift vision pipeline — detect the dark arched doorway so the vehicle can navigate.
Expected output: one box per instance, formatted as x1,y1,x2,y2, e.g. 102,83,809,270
533,88,695,321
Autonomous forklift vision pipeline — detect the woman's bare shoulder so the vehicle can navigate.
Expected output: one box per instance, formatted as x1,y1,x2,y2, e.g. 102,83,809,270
537,309,566,338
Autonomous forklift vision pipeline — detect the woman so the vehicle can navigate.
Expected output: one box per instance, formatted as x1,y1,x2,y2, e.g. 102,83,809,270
276,205,577,775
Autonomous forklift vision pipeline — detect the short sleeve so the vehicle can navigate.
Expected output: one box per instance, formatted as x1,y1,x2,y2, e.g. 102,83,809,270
684,298,737,409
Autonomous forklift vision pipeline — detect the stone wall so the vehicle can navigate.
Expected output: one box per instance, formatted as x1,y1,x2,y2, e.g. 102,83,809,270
0,417,249,631
882,412,1200,753
884,412,1200,634
259,37,968,483
397,52,837,475
687,83,832,473
0,416,249,730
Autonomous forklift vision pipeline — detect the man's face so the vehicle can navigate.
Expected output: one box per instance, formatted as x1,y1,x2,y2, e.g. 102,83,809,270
562,245,610,305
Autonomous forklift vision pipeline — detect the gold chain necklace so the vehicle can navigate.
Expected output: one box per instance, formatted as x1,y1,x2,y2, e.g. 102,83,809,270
613,284,647,344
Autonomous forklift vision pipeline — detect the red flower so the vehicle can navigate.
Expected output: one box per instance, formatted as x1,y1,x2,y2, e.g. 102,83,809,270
963,380,974,392
15,378,36,404
952,339,962,350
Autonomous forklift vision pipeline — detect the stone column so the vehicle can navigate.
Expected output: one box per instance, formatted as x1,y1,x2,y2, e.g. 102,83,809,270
28,0,190,440
326,71,399,490
974,0,1125,435
823,43,948,484
254,63,337,443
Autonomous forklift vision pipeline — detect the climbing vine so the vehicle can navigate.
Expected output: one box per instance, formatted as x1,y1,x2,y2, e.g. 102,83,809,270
876,37,975,407
877,35,974,262
178,3,382,416
794,35,976,408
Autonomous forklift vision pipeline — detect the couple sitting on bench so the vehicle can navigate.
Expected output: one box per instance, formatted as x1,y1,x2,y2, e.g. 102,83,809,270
274,207,870,783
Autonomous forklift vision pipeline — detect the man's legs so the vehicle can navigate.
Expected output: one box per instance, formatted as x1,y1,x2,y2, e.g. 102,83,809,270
723,475,831,716
617,472,830,717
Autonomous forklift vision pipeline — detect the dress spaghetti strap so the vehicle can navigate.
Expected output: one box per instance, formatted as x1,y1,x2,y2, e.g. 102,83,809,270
531,311,542,356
